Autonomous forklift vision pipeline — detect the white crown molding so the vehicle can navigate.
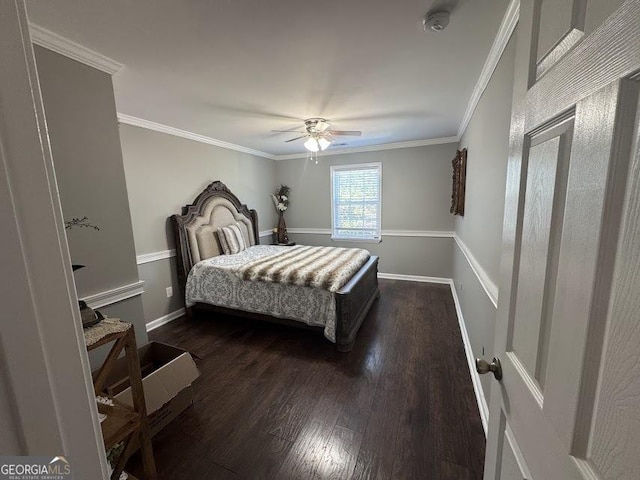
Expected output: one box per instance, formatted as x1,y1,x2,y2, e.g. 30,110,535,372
449,280,489,434
454,235,499,308
137,249,176,265
29,23,124,75
377,273,451,284
146,307,185,332
117,113,276,160
80,280,145,310
274,136,460,160
118,112,458,160
457,0,520,139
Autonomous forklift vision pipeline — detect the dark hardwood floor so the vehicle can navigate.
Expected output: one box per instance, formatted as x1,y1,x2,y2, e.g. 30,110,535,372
130,279,485,479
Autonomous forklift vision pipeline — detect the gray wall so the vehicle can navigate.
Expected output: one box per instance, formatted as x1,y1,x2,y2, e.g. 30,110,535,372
0,357,22,453
276,144,457,278
119,124,278,323
452,33,516,403
35,46,148,349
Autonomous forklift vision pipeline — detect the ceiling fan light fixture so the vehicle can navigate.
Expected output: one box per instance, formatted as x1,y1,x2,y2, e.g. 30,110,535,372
318,137,331,151
304,137,320,152
315,120,330,132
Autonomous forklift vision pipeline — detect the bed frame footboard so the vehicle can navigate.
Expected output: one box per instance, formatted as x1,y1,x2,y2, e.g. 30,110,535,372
334,255,380,352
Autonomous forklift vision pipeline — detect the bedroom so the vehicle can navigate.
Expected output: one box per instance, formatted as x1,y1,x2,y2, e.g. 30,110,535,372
1,0,639,479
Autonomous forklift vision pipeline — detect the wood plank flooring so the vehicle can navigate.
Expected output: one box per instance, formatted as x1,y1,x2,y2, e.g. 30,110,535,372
130,280,485,479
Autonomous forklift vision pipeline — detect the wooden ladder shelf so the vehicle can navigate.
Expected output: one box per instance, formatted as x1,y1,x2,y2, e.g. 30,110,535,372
85,320,157,480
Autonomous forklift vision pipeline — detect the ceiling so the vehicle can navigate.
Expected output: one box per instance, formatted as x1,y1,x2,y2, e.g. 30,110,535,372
25,0,509,156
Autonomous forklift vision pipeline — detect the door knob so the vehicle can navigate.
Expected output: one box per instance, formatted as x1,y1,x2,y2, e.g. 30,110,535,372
476,357,502,380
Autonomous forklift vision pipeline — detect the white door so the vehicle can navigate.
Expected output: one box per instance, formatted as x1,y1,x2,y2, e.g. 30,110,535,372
481,0,640,479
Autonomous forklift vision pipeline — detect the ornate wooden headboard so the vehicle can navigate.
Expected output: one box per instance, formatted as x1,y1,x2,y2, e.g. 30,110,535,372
170,181,259,290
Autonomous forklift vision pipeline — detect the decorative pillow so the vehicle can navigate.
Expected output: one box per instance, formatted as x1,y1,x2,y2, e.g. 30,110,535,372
217,223,246,255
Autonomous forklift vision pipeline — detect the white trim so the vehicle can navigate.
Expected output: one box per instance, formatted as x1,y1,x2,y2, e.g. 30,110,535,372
449,280,489,435
117,113,277,160
457,0,519,139
117,114,458,159
381,229,454,238
81,280,145,309
137,249,176,265
288,227,332,235
146,307,185,332
136,232,272,265
275,136,460,160
454,235,499,308
377,272,451,284
29,23,123,75
288,228,455,238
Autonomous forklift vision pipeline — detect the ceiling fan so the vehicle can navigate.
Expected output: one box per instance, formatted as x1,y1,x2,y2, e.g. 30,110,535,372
273,118,362,152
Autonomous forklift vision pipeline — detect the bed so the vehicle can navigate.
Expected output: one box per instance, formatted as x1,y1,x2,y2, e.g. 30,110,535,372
170,181,380,351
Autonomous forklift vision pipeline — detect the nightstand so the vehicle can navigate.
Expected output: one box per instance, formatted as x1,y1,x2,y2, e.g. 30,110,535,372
273,242,296,246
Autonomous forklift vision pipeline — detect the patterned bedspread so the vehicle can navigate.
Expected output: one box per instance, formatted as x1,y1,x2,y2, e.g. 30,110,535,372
186,245,370,342
236,245,370,292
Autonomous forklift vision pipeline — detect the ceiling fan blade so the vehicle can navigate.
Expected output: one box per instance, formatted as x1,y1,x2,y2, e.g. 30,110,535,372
272,130,306,133
329,130,362,136
285,135,309,143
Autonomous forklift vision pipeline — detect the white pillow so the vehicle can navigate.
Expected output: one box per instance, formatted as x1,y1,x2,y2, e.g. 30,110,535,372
217,223,246,255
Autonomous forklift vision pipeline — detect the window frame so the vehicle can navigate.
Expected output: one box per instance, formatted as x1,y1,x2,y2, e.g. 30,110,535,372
330,162,383,243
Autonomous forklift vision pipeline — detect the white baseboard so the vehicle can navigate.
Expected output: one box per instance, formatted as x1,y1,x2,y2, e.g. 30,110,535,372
377,272,451,284
146,307,185,332
449,280,489,435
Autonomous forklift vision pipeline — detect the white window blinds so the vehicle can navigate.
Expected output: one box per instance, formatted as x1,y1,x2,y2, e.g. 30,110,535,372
331,163,382,241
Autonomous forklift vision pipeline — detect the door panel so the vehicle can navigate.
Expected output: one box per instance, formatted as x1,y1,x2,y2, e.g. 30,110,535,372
510,118,573,391
541,80,638,455
500,433,530,480
484,0,640,478
536,0,586,78
587,82,640,479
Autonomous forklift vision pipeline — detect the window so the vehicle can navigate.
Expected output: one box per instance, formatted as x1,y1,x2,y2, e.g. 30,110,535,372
331,163,382,242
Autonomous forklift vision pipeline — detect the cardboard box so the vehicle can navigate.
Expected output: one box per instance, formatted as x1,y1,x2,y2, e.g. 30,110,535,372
97,342,200,436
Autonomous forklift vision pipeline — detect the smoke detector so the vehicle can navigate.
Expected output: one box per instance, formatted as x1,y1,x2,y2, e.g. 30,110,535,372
423,11,450,32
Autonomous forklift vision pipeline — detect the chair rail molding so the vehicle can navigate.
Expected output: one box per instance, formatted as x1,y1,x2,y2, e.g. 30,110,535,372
136,249,176,265
81,280,145,309
288,228,455,238
454,235,499,308
136,231,272,265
